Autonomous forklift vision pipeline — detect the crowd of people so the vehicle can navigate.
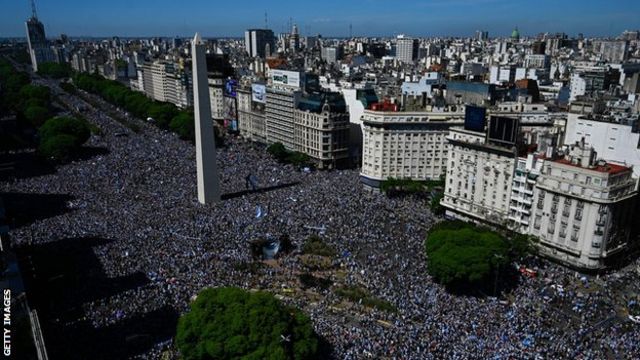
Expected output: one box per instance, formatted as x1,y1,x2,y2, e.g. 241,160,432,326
2,83,639,359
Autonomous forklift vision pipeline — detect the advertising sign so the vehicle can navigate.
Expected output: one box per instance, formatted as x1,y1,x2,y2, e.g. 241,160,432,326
251,83,266,103
464,105,486,132
271,69,301,88
224,79,237,98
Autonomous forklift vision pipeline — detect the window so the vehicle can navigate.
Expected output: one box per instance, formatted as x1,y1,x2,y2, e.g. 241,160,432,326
534,215,542,230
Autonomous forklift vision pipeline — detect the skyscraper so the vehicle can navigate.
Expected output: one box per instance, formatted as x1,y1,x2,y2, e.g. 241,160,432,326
289,24,300,52
396,35,419,63
244,29,275,58
25,0,55,72
192,33,221,204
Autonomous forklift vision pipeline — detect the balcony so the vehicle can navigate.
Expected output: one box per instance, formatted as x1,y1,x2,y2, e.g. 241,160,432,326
509,205,530,215
511,195,532,205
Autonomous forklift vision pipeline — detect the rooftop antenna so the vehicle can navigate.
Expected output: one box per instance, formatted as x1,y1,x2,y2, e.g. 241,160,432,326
264,11,268,29
29,0,38,19
349,23,352,39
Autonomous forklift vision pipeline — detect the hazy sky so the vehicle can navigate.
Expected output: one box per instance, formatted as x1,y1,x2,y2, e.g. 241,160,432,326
2,0,639,38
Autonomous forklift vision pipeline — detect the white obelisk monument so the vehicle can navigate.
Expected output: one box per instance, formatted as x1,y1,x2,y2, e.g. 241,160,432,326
192,33,220,204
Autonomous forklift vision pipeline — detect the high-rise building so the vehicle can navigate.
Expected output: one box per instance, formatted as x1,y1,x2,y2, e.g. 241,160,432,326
360,107,465,188
289,24,300,52
265,70,303,149
441,125,517,224
204,54,234,122
528,143,637,269
245,29,275,58
238,84,267,143
598,40,629,63
321,46,343,64
564,112,640,179
24,2,55,72
475,30,489,41
294,92,350,169
395,35,419,63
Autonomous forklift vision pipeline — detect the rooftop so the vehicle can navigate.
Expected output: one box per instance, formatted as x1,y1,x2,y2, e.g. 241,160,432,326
553,158,630,175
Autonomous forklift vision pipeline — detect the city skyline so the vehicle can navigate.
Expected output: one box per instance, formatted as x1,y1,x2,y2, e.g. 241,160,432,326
2,0,640,38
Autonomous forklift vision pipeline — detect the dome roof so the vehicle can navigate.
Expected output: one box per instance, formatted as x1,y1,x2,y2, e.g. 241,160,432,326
511,27,520,39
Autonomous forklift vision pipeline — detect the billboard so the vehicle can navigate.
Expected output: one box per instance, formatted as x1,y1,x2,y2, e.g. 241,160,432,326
224,79,237,98
487,116,519,146
271,69,301,88
223,96,237,125
464,105,486,132
252,83,266,103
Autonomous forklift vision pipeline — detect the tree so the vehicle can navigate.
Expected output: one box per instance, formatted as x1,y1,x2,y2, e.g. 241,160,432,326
169,112,195,141
23,105,50,127
429,192,444,216
38,134,77,161
425,223,510,291
176,287,319,360
267,142,288,162
37,62,72,79
19,84,51,105
286,152,311,168
38,116,90,146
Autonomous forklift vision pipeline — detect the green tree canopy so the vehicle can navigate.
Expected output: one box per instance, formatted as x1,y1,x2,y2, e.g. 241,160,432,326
176,287,319,360
23,105,51,127
267,142,288,161
37,62,72,79
425,222,510,290
38,134,77,161
169,112,195,141
19,84,51,105
38,116,90,147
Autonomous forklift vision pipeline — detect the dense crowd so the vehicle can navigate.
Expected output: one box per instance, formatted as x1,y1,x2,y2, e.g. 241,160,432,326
2,83,640,359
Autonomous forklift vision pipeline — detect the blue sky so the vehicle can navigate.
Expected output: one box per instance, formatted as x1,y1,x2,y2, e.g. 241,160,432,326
1,0,639,38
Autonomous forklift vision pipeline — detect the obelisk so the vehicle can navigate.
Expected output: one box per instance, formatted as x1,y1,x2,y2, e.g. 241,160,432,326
191,33,220,204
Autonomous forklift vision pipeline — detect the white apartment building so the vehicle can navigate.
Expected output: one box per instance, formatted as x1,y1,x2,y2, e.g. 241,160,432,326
442,122,639,269
137,61,190,108
264,70,304,149
396,35,418,63
441,127,517,224
208,78,225,121
564,113,640,178
360,109,465,188
529,142,637,269
265,87,300,149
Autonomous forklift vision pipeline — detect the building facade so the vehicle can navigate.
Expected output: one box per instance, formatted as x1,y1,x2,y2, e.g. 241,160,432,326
529,143,637,269
245,29,275,58
441,127,517,224
238,87,267,143
396,36,419,63
25,16,55,72
294,93,350,169
360,109,465,188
